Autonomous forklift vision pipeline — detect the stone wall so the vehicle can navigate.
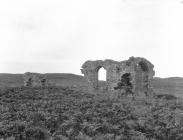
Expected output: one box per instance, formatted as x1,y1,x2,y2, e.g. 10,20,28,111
23,72,48,87
81,57,155,96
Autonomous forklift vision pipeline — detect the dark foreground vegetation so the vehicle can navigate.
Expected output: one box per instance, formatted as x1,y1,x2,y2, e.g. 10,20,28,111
0,86,183,140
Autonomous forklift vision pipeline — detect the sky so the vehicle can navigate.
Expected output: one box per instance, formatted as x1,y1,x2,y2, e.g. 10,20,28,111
0,0,183,78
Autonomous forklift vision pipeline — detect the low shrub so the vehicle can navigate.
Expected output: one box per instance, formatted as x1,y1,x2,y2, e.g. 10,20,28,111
0,87,183,139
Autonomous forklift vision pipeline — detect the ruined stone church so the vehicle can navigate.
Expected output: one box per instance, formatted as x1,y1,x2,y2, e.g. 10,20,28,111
81,57,155,96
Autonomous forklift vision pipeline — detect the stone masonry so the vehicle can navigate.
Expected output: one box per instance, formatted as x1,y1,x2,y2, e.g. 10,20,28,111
81,57,155,96
23,72,47,87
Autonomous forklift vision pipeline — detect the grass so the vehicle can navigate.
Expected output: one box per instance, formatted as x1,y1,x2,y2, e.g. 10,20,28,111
0,86,183,140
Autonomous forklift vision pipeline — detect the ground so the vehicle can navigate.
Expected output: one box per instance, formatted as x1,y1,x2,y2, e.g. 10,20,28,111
0,74,183,139
0,73,183,98
0,85,183,140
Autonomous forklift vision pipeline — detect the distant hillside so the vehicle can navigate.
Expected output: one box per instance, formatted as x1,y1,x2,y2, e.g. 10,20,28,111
45,73,88,87
0,73,88,88
152,77,183,97
0,74,23,87
0,73,183,97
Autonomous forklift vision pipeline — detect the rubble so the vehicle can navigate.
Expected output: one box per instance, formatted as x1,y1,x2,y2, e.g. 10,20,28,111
23,72,47,87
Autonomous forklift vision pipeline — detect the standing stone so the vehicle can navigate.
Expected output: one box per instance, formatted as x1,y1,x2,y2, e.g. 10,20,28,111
23,72,48,87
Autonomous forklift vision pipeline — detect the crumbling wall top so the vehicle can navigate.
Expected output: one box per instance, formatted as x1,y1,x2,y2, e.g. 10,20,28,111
82,59,119,70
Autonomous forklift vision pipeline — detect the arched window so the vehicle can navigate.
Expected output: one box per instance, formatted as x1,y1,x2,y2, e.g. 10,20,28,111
98,67,107,81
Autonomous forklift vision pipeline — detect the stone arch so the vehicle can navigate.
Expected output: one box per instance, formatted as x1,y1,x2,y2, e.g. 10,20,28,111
134,60,151,95
138,61,149,72
96,66,107,81
94,65,108,89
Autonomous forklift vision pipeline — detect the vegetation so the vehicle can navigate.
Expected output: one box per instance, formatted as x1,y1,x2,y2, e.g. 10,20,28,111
114,73,133,95
0,86,183,140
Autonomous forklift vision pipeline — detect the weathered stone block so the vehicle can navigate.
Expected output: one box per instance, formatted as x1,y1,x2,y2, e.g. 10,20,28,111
23,72,48,87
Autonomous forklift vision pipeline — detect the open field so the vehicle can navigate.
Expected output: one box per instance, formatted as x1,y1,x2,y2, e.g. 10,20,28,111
1,73,183,97
0,86,183,140
1,73,183,139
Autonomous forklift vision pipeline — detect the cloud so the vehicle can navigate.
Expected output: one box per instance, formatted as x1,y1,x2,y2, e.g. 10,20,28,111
0,0,183,77
17,20,38,31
